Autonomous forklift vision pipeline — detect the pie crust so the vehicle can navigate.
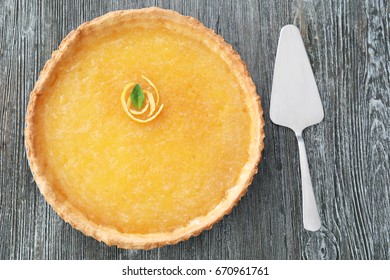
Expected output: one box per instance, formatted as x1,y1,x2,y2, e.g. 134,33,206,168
25,7,265,249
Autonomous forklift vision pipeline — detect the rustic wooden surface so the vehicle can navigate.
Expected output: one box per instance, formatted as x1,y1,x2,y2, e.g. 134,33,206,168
0,0,389,260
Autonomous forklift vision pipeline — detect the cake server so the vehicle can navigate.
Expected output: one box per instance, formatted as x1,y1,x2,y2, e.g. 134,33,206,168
270,25,323,231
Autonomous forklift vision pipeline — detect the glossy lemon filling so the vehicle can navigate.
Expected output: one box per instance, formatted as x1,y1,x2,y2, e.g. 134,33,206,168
34,23,252,234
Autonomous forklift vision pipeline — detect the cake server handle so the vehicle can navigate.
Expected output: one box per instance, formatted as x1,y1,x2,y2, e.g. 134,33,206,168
296,132,321,231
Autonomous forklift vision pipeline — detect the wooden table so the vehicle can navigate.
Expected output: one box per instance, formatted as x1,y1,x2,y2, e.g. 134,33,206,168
1,0,389,260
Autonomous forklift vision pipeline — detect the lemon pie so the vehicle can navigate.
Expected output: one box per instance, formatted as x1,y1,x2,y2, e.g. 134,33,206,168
25,8,264,249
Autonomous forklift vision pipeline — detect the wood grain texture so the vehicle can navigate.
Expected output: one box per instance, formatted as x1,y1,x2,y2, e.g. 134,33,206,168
0,0,389,260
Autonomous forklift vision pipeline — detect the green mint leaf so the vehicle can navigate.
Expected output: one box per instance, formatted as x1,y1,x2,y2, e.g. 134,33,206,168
131,84,144,109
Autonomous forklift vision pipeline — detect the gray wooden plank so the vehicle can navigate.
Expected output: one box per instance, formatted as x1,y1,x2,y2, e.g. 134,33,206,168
365,0,390,260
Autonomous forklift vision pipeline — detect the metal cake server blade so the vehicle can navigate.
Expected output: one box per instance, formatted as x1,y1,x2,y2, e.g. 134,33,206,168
270,25,324,231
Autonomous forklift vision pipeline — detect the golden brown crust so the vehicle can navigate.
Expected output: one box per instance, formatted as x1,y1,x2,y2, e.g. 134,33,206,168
25,7,265,250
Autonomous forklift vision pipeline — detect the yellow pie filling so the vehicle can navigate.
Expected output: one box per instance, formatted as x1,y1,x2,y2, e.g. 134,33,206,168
32,18,253,234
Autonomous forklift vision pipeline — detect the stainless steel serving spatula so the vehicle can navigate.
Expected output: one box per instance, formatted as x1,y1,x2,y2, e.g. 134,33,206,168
270,25,323,231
